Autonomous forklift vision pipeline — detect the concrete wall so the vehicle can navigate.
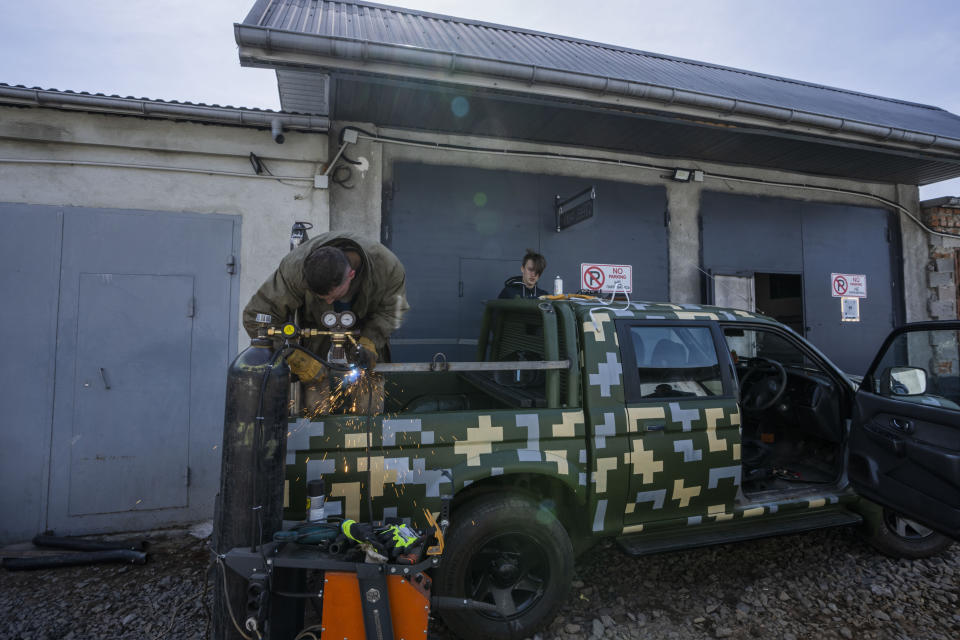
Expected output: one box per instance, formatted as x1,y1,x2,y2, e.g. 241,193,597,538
327,122,928,318
0,105,330,348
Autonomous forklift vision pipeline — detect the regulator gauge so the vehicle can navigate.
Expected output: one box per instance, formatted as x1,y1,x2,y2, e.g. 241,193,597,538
321,311,339,328
339,310,357,328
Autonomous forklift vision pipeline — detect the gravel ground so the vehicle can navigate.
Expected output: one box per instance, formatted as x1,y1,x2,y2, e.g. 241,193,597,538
1,525,957,640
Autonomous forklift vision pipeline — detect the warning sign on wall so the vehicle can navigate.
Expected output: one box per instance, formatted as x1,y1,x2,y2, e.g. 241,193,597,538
581,263,633,293
831,273,867,298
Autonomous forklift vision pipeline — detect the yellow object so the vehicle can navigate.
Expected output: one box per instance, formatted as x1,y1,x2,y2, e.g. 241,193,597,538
357,336,378,368
286,349,325,383
282,323,297,336
541,294,598,300
424,509,445,556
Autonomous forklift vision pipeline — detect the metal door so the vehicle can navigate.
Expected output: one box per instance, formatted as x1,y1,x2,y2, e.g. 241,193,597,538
387,163,668,362
387,163,539,362
701,192,898,376
459,257,517,360
801,205,898,375
0,204,62,542
538,174,668,302
48,207,238,535
69,273,193,515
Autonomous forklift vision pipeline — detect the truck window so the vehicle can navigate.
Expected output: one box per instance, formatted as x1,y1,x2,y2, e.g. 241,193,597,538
629,326,723,398
722,327,821,373
868,327,960,410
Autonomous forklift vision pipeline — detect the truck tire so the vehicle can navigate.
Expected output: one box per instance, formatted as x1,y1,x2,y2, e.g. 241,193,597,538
437,494,574,640
860,504,953,559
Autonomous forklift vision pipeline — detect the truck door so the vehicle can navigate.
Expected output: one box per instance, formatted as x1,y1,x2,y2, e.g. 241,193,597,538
849,322,960,539
616,321,740,532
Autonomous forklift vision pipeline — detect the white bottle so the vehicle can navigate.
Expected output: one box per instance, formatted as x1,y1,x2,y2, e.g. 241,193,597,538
553,275,563,295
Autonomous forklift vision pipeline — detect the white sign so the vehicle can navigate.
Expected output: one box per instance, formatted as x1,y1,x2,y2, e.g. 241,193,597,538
841,297,861,322
831,273,867,298
581,263,633,293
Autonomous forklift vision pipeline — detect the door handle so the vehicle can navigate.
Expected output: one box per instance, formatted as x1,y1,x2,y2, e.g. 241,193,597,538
864,423,905,456
99,367,111,390
891,418,913,434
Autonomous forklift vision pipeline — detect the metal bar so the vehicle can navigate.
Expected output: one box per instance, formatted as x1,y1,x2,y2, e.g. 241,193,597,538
541,306,561,408
376,360,570,373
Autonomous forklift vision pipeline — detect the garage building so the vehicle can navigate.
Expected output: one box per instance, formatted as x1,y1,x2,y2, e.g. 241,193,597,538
1,0,959,541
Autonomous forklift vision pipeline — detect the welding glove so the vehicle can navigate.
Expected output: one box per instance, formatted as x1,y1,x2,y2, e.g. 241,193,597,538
352,336,378,370
286,349,326,383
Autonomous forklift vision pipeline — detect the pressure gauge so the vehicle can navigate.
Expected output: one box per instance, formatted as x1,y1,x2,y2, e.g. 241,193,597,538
339,310,357,328
321,311,339,328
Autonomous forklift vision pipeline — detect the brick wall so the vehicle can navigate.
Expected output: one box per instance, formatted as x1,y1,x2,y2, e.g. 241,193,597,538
921,200,960,320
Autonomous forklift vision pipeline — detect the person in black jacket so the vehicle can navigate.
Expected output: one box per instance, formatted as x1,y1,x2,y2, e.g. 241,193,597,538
498,249,548,299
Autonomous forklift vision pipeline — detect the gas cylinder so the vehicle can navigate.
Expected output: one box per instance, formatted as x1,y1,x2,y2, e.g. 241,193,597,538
212,336,290,640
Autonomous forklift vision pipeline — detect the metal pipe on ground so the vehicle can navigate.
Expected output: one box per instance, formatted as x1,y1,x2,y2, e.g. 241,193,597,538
32,534,148,552
2,549,147,570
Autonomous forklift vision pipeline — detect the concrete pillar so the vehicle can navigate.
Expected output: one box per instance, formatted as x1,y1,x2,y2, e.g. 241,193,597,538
328,122,383,239
895,184,927,323
666,182,703,304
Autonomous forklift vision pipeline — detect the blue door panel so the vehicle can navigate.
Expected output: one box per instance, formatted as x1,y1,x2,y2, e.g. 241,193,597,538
0,204,62,542
68,273,193,515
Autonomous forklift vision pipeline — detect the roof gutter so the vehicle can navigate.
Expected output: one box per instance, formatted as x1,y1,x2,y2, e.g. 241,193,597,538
0,84,330,131
234,24,960,155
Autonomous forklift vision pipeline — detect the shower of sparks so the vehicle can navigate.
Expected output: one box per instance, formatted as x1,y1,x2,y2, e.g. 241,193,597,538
302,370,389,419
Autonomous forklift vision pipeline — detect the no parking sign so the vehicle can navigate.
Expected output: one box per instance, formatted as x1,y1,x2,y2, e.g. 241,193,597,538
581,263,632,293
831,273,867,298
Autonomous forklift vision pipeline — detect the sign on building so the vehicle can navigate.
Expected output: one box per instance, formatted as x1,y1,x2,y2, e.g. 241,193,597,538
831,273,867,298
581,263,633,293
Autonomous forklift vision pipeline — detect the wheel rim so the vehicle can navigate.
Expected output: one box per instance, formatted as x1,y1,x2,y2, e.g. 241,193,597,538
466,532,549,619
883,510,934,540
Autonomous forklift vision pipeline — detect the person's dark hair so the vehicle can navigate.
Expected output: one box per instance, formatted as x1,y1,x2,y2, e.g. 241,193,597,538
303,246,351,295
522,248,546,275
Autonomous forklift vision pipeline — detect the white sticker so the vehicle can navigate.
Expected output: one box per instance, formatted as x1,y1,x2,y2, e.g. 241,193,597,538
841,297,860,322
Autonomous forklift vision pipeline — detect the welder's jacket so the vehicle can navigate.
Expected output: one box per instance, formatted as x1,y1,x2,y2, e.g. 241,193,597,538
242,232,409,358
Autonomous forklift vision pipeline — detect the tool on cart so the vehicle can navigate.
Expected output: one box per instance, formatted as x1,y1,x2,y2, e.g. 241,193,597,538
221,507,449,640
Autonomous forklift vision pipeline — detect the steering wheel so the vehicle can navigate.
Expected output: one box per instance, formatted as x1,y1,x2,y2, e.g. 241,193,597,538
739,357,788,412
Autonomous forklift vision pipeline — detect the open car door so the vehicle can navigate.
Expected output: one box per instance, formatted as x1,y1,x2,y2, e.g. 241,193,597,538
849,321,960,539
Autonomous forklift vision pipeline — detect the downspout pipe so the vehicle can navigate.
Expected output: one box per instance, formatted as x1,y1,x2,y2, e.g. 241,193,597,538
234,25,960,155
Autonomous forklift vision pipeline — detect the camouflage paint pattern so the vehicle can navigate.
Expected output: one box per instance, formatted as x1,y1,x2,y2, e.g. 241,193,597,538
283,299,853,536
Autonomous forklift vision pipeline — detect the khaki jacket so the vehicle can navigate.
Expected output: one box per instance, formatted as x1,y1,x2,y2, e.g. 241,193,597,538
242,232,409,356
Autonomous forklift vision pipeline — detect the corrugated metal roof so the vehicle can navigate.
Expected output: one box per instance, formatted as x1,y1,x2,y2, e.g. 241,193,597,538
241,0,960,141
0,83,330,130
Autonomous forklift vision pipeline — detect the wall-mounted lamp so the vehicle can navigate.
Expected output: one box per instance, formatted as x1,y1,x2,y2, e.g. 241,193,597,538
672,168,705,183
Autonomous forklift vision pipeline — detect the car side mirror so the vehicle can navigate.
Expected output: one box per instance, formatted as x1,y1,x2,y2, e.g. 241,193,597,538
886,366,927,396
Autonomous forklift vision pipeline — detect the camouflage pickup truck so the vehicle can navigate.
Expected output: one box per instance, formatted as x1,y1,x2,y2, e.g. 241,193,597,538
282,298,960,640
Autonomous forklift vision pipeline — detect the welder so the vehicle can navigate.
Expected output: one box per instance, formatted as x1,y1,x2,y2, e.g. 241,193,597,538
242,231,409,413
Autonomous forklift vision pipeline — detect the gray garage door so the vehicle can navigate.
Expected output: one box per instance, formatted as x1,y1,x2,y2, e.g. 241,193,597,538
387,163,668,361
701,192,901,375
0,204,239,542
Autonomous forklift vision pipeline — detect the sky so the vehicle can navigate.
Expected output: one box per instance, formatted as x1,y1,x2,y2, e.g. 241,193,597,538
2,0,959,198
